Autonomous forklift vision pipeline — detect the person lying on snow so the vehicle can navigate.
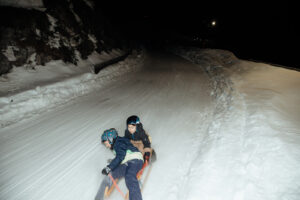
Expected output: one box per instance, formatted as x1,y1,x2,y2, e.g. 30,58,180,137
95,128,143,200
125,115,156,163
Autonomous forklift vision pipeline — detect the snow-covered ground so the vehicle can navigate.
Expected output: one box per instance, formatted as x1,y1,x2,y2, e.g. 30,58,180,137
0,49,135,127
0,49,299,200
172,48,300,200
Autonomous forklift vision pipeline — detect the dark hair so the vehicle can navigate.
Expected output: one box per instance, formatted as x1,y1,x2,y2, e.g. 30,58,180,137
126,115,140,125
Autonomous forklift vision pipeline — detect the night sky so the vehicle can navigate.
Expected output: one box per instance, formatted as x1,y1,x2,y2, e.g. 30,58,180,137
100,1,299,68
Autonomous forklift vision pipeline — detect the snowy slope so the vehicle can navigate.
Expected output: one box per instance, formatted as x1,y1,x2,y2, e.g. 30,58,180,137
0,49,300,200
0,50,139,127
173,48,300,200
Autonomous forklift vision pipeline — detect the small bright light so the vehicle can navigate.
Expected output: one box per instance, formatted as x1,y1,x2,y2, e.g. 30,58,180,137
211,20,216,26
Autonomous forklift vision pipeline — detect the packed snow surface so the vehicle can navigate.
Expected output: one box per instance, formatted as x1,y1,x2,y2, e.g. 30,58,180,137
0,49,299,200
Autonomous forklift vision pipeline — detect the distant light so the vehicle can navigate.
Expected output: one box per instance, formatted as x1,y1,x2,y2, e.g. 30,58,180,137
211,20,216,27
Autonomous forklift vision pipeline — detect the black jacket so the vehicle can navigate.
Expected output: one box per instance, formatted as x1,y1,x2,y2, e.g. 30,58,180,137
124,123,151,149
108,137,140,170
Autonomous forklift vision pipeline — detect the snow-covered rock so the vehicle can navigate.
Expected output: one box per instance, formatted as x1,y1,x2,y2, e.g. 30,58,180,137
0,0,44,8
0,0,130,75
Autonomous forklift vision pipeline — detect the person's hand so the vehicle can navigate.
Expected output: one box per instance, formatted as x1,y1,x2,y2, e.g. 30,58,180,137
101,166,111,175
144,152,150,163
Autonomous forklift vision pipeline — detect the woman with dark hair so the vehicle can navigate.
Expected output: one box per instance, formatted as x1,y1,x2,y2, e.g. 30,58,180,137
125,115,155,163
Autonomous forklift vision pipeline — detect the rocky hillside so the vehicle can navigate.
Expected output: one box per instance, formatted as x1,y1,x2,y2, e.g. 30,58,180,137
0,0,130,75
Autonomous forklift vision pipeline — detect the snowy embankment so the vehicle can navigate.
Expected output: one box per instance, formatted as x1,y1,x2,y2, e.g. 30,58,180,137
0,50,144,127
172,47,300,200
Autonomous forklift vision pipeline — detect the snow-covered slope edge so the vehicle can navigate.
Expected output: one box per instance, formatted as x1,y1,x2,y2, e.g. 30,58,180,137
0,52,145,128
171,47,300,200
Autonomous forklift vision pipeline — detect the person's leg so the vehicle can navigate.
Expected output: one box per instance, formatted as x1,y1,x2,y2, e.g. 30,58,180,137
94,164,127,200
111,164,127,179
125,159,143,200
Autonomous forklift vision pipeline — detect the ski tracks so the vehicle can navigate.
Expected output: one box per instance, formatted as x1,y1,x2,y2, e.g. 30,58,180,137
181,64,249,200
170,48,250,200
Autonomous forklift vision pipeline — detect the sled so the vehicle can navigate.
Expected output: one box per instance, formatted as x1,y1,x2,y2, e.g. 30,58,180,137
104,178,118,197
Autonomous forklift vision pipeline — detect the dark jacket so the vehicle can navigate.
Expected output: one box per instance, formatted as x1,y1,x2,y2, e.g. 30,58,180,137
108,137,140,170
124,123,151,149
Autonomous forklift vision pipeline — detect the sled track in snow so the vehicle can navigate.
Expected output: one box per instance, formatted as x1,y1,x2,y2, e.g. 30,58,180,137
171,48,251,199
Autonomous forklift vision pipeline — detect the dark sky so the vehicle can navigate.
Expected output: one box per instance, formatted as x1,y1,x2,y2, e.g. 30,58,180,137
99,1,299,67
101,1,296,34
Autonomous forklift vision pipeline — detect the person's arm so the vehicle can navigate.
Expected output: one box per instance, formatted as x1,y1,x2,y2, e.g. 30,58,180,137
124,130,130,139
107,142,126,170
136,124,151,148
142,132,151,148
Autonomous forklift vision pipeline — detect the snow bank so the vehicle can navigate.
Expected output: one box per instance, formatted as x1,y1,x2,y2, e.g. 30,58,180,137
0,51,144,127
172,47,300,200
171,47,239,114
